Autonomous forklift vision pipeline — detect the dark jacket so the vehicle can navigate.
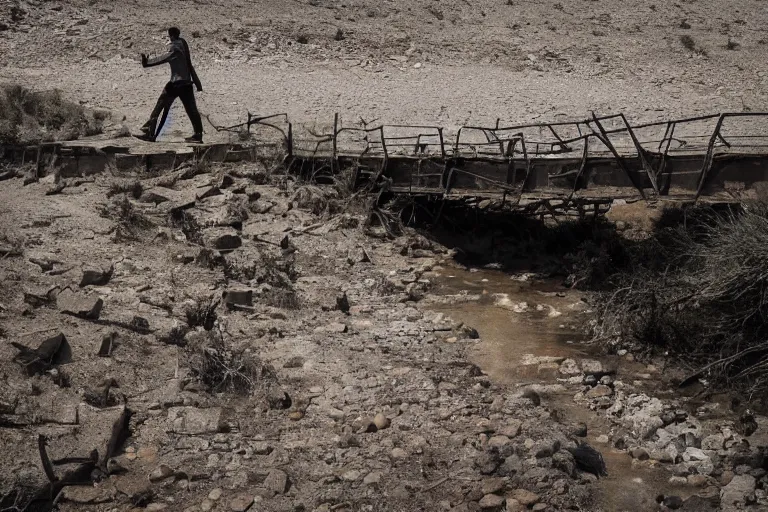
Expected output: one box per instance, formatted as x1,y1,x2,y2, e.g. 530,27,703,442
145,38,202,90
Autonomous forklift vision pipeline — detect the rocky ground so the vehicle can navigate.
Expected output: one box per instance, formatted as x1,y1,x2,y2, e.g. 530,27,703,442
2,0,768,510
1,151,768,511
0,158,611,512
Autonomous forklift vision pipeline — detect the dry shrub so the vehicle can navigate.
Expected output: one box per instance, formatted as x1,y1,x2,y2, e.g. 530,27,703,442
291,165,371,217
0,84,104,145
592,202,768,398
107,180,143,199
260,252,301,309
185,296,219,331
680,34,696,50
291,184,341,216
99,194,153,239
160,326,190,347
263,286,300,310
186,329,276,395
170,209,203,245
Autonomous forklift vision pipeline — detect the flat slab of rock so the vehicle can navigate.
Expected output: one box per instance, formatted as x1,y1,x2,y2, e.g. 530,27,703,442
167,406,224,435
509,489,539,506
585,385,613,398
229,495,254,512
223,289,253,307
140,186,196,211
314,322,348,334
720,474,756,511
57,289,103,319
263,469,288,496
79,264,113,287
202,228,242,252
75,404,129,468
479,494,505,509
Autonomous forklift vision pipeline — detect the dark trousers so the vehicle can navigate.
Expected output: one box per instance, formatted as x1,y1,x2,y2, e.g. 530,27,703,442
142,81,203,139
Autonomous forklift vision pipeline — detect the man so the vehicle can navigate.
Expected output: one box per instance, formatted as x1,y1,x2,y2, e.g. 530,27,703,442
138,27,204,143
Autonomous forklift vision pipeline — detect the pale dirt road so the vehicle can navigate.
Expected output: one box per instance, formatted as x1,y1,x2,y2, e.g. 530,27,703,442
1,59,761,143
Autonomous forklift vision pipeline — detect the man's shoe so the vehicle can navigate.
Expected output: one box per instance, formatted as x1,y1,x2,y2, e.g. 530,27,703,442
135,133,155,142
185,134,203,144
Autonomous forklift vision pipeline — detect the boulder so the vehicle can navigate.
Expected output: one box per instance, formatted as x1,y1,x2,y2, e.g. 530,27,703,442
720,474,756,511
79,264,113,287
167,407,225,435
57,289,103,319
263,469,288,496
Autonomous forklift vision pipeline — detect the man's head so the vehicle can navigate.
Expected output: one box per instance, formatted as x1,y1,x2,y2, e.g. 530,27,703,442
168,27,181,40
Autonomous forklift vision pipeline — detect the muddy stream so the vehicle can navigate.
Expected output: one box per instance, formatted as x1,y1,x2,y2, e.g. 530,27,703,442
425,265,694,512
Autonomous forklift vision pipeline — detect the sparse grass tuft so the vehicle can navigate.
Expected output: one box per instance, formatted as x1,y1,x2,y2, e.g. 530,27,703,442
680,34,708,56
186,329,276,395
680,34,696,51
260,252,301,309
0,84,105,145
170,209,204,245
99,194,153,239
107,180,143,199
185,296,219,331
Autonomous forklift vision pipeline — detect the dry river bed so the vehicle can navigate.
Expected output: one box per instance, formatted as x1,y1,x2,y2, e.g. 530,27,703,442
0,160,767,512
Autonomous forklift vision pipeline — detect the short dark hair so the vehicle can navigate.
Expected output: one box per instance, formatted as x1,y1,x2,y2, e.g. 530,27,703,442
168,27,180,38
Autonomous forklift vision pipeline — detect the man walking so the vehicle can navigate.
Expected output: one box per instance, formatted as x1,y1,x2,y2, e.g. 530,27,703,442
138,27,204,143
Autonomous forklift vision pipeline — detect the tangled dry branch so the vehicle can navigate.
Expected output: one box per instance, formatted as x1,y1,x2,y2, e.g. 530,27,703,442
592,202,768,398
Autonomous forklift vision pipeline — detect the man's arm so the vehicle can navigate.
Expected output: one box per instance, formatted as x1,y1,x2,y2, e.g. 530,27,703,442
182,38,203,91
143,50,174,67
190,65,203,91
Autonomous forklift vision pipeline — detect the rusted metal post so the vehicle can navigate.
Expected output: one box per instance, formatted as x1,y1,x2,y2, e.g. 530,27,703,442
332,113,339,173
619,113,660,196
437,128,445,158
287,123,293,159
695,114,727,200
379,126,388,159
454,127,463,155
589,113,647,200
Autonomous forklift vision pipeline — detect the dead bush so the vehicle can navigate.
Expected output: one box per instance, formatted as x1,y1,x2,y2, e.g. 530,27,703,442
679,34,696,51
0,84,104,145
170,209,203,245
592,202,768,398
160,326,190,347
186,330,276,395
185,296,219,331
679,34,708,55
260,252,301,309
291,184,342,216
99,195,153,239
107,180,143,199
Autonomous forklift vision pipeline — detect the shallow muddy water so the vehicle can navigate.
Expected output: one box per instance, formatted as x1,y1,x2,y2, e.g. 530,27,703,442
426,265,694,512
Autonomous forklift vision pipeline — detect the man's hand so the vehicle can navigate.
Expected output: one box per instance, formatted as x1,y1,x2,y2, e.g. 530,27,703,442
140,53,148,67
196,85,203,92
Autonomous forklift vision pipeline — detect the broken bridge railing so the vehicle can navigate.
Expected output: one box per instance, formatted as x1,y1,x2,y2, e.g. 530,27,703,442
206,110,768,200
452,111,768,199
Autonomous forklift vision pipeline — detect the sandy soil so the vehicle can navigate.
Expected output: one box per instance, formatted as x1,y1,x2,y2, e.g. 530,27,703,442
1,0,767,138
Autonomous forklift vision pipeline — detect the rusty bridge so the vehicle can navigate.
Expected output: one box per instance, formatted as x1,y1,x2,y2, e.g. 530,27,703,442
3,110,768,219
